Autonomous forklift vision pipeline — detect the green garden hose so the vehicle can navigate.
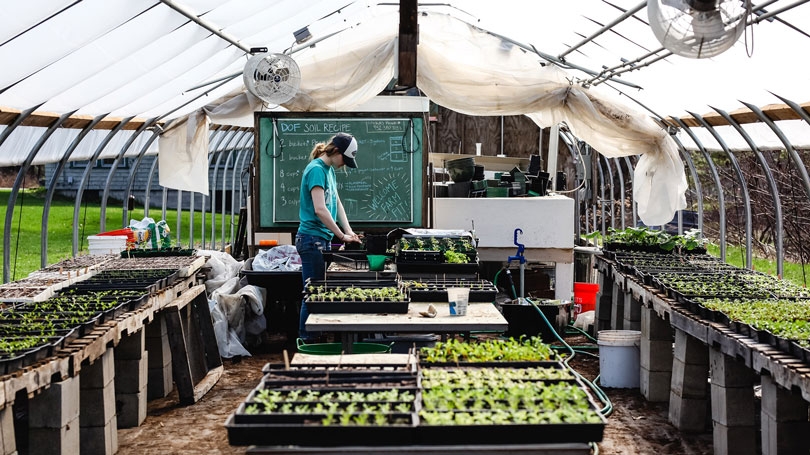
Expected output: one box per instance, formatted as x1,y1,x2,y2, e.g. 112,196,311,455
527,297,613,417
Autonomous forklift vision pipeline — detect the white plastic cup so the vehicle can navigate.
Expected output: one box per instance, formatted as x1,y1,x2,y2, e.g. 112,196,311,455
447,287,470,316
475,143,482,156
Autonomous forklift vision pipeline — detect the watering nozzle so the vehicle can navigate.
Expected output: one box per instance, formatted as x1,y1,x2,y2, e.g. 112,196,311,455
507,228,525,265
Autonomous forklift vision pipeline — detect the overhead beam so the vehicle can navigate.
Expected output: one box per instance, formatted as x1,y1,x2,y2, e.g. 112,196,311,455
397,0,418,88
667,102,810,127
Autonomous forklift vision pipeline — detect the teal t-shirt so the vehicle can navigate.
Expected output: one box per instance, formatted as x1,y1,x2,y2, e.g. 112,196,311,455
298,158,338,240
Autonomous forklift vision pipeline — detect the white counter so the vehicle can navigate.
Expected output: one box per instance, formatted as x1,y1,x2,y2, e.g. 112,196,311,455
432,195,575,300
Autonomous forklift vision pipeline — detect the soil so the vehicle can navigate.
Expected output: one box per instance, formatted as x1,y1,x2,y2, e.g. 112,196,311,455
117,335,714,455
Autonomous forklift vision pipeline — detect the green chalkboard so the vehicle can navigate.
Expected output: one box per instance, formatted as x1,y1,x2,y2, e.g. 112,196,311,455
254,112,425,229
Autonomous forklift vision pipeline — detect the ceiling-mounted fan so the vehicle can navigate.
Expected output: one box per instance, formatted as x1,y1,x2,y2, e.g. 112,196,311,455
242,52,302,105
648,0,749,58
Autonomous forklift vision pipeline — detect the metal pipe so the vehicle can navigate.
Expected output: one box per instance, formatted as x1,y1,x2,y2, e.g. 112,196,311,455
158,0,251,53
230,133,254,245
4,110,75,282
211,128,242,249
672,136,704,235
597,156,607,238
221,130,250,251
750,0,810,23
712,106,784,277
624,156,638,227
124,121,172,227
203,127,235,249
603,155,616,230
741,101,810,202
100,118,157,232
42,113,107,268
558,1,647,59
144,155,159,219
73,117,134,256
689,111,753,269
673,118,726,260
613,158,626,230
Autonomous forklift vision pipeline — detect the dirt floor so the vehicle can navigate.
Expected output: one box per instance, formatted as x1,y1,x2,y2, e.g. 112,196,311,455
117,334,714,455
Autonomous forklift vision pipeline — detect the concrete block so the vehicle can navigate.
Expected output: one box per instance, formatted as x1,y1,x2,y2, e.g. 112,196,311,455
710,347,754,388
640,339,673,371
0,406,16,455
147,362,174,400
115,353,148,394
761,416,810,455
80,382,116,427
624,294,641,322
671,357,709,398
760,375,809,421
674,329,709,364
668,392,708,432
640,367,672,403
713,422,757,455
597,294,613,319
642,306,672,340
710,385,755,426
622,318,640,331
29,376,80,428
145,313,168,338
80,420,118,455
115,329,145,360
116,389,147,428
145,329,172,369
611,297,625,330
28,416,79,455
81,348,115,389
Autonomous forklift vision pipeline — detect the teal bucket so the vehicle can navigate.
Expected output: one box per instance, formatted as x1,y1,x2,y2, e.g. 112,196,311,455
296,338,393,355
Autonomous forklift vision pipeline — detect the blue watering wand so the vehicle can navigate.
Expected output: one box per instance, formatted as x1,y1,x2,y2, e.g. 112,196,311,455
506,228,527,304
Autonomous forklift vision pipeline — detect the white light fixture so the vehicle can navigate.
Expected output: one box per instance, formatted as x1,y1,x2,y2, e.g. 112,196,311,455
648,0,748,58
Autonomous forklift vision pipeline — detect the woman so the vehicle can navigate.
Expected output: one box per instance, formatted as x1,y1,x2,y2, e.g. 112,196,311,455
296,132,361,342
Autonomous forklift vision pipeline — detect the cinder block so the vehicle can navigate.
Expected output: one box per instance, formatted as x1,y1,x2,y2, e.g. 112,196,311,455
640,338,673,371
713,422,757,455
710,348,754,388
0,406,16,455
28,416,79,455
145,313,168,338
116,329,145,360
674,329,709,364
710,385,755,426
640,367,672,403
668,392,708,432
80,382,116,427
642,306,672,340
147,362,174,400
80,419,118,455
761,415,810,454
671,357,709,398
29,376,80,428
622,318,640,331
115,353,148,394
81,348,115,389
760,375,809,421
145,330,172,369
624,294,641,322
116,389,147,428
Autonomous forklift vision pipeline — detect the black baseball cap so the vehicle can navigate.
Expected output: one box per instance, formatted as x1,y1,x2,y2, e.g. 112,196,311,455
332,132,358,168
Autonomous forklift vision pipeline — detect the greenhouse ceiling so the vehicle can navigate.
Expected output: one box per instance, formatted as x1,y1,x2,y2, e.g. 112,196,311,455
1,0,810,164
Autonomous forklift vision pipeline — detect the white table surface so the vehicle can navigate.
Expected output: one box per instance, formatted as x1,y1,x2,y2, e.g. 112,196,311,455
305,302,508,333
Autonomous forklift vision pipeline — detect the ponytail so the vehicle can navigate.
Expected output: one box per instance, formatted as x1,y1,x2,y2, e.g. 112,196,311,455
309,142,340,161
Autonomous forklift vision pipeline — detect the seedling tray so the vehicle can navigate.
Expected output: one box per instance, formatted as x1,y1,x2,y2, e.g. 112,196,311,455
414,419,605,445
407,281,497,303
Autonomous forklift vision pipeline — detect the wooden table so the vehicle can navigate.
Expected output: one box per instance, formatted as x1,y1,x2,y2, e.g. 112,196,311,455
305,302,509,353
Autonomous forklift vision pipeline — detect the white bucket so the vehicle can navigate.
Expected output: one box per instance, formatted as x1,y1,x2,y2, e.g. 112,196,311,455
597,330,641,388
87,235,127,255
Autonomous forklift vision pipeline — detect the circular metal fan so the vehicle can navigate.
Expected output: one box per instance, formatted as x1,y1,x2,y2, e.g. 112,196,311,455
648,0,748,59
243,53,301,104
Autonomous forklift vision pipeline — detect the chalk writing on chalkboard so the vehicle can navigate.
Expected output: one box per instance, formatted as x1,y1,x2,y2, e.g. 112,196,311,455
256,115,424,228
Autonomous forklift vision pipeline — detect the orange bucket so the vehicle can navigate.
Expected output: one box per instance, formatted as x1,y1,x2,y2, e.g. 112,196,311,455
573,282,600,318
97,227,136,248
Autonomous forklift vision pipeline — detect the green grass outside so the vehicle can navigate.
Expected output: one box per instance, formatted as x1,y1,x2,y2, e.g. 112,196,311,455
705,243,810,287
0,188,235,281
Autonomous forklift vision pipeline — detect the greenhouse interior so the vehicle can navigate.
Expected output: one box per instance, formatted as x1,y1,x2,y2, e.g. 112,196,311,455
1,0,810,454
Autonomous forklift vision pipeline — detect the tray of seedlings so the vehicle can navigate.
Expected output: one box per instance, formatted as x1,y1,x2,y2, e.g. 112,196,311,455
226,373,418,446
303,283,409,314
70,268,180,293
260,364,418,387
418,336,561,368
402,278,497,302
395,235,479,274
416,365,605,445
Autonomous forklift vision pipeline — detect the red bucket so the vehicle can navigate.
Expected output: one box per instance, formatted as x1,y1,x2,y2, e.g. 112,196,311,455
573,282,600,318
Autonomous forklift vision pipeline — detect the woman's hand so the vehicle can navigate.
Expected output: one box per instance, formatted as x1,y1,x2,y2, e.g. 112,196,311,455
342,232,361,244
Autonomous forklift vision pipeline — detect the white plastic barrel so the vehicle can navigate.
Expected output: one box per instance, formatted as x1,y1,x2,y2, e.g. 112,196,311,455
597,330,641,388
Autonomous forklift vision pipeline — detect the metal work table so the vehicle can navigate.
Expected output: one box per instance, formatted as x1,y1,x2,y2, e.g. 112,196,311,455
305,302,509,353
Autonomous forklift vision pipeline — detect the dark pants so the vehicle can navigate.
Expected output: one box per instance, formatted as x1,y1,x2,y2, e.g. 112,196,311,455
295,233,330,341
